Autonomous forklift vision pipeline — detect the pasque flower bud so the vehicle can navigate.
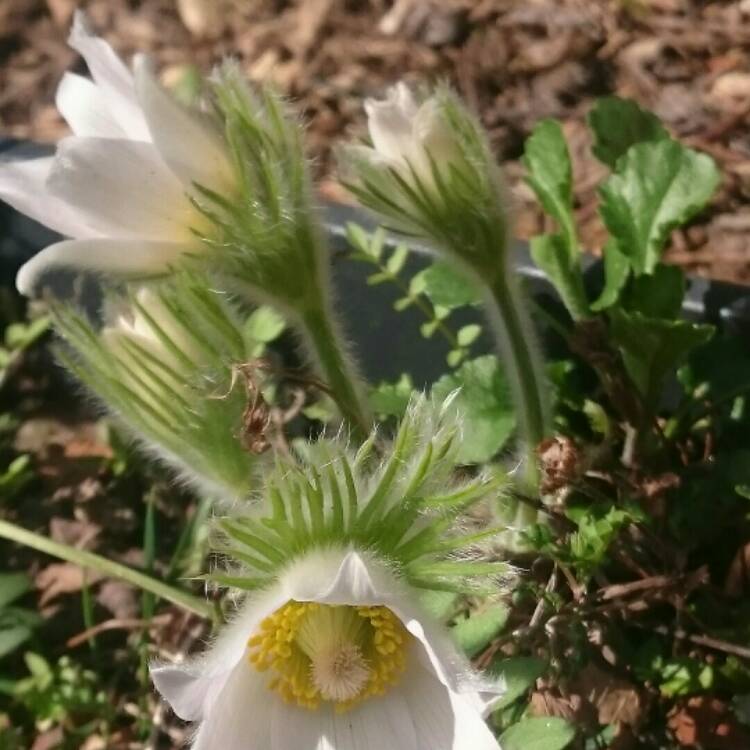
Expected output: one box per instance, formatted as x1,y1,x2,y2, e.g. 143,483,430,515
342,84,551,486
55,277,261,501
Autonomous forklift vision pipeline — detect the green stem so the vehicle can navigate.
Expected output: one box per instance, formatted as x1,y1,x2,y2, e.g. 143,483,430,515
487,274,550,486
0,519,214,620
301,303,371,442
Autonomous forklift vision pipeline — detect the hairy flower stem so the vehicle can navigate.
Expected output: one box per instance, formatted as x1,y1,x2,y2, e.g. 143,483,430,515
486,273,550,490
301,303,371,441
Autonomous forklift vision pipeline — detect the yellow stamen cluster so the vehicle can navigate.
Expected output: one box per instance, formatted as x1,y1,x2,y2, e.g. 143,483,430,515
247,600,409,712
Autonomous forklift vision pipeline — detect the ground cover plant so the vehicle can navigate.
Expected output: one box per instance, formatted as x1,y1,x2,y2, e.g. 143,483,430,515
1,11,750,750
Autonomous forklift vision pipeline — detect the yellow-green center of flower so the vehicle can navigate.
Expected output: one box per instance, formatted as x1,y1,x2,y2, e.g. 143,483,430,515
247,601,409,711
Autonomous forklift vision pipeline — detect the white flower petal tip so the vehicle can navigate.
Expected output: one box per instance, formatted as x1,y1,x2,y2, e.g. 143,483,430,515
361,81,464,187
69,9,92,43
364,84,420,162
15,239,195,297
150,663,206,722
133,54,235,194
364,82,418,120
0,155,87,240
55,72,125,139
67,12,151,141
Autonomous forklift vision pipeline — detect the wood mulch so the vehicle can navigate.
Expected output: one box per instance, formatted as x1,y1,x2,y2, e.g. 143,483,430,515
1,0,750,283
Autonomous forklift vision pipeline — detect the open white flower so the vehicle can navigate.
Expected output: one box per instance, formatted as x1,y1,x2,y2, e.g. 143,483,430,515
0,11,234,296
152,397,508,748
152,549,503,749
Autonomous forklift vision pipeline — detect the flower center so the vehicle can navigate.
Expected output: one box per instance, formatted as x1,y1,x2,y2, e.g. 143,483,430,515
247,601,409,711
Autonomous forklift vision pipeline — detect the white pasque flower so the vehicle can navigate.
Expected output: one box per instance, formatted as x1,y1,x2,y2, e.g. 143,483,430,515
0,11,234,297
152,548,503,749
357,83,464,185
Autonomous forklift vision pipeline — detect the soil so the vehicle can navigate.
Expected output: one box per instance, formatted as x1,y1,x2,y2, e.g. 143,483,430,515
2,1,750,282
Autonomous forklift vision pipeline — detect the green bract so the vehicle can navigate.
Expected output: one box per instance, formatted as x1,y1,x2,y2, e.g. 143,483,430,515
212,395,512,595
54,274,262,500
196,64,323,312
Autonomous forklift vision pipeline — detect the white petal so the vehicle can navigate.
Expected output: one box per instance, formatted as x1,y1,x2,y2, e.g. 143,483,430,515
133,55,235,194
365,83,420,163
152,585,288,721
270,703,336,750
149,662,213,723
68,11,150,141
47,137,196,240
191,661,274,750
0,156,89,238
56,72,127,139
16,239,198,296
401,664,501,750
270,694,417,750
413,99,463,167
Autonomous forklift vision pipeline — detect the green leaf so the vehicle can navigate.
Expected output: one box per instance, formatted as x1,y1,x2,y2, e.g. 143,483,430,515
0,573,31,610
417,262,481,310
0,519,214,620
386,244,409,275
524,120,590,318
346,222,385,260
530,234,589,319
634,640,714,698
4,316,50,351
500,717,576,750
623,263,685,319
599,139,720,275
0,624,32,660
421,320,439,339
244,306,286,344
590,239,630,312
659,658,714,697
432,355,516,463
369,374,414,418
566,503,639,574
491,656,547,708
447,349,465,368
582,400,611,439
609,309,715,407
24,652,52,684
393,296,413,312
588,96,669,168
452,603,509,657
457,324,481,347
0,455,33,500
523,120,575,243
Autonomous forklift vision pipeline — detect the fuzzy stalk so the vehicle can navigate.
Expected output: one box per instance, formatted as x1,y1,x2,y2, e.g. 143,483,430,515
299,300,371,441
485,271,550,489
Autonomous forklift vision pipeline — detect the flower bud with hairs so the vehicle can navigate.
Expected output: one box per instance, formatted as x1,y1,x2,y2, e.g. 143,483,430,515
341,83,551,488
54,275,261,501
